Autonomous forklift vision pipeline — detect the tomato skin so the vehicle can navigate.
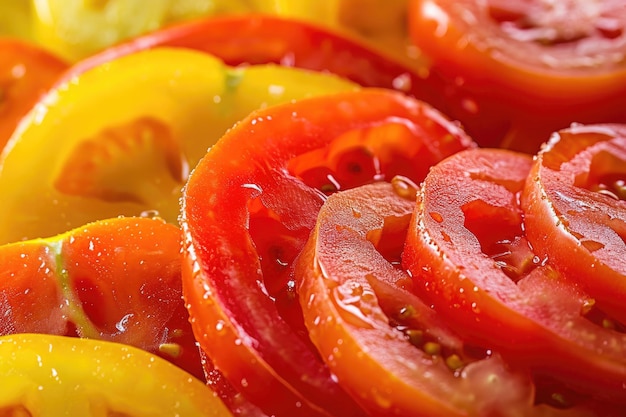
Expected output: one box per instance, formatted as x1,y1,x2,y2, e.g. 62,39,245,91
181,89,474,416
402,148,626,404
295,181,544,417
521,124,626,324
0,47,357,245
408,0,626,153
63,14,446,106
0,216,204,381
0,333,232,416
0,38,67,151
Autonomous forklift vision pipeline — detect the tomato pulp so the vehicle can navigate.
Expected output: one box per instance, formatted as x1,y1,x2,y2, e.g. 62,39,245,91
522,124,626,324
408,0,626,153
402,148,626,404
181,89,474,416
0,216,203,380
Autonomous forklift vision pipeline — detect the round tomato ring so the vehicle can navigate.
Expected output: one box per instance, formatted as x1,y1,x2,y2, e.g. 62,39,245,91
402,148,626,404
0,216,203,381
0,38,67,151
522,124,626,325
181,89,475,416
408,0,626,153
295,179,620,416
0,333,232,416
295,180,545,416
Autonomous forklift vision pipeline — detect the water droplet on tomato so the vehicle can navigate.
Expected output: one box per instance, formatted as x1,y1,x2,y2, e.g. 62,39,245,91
471,302,481,314
391,175,419,200
392,73,412,92
215,320,225,333
268,84,285,97
115,313,134,333
421,0,450,38
370,387,392,409
140,209,160,219
461,98,479,114
332,281,378,329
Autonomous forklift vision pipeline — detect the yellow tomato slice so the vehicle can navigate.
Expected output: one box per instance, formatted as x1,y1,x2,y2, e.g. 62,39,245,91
0,47,357,245
31,0,410,63
0,333,232,416
0,0,32,39
32,0,214,60
30,0,340,61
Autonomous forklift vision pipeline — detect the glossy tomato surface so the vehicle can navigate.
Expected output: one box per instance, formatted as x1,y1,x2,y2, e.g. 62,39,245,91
522,124,626,324
30,0,412,64
402,148,626,404
0,38,67,151
0,333,231,416
0,47,357,245
63,14,441,105
0,216,203,380
409,0,626,152
295,180,554,417
181,89,475,417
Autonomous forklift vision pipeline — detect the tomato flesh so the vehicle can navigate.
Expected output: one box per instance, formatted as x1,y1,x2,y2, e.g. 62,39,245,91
0,216,204,380
295,181,543,416
181,89,474,416
0,47,358,245
64,14,448,111
408,0,626,153
402,148,626,404
0,38,67,151
522,124,626,324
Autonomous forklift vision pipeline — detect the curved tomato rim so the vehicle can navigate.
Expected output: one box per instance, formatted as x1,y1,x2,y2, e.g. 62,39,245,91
181,89,474,416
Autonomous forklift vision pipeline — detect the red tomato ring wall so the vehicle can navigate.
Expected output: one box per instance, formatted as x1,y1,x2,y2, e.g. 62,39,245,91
408,0,626,153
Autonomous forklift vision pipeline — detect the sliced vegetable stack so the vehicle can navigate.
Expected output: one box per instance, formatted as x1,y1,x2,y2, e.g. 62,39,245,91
0,1,625,416
181,89,475,417
181,88,626,416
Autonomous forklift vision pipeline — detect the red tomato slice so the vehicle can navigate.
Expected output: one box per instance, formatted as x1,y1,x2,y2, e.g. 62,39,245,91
522,124,626,324
62,14,448,107
0,38,67,151
295,180,544,416
181,89,474,416
402,148,626,404
296,180,620,417
408,0,626,152
0,216,203,381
